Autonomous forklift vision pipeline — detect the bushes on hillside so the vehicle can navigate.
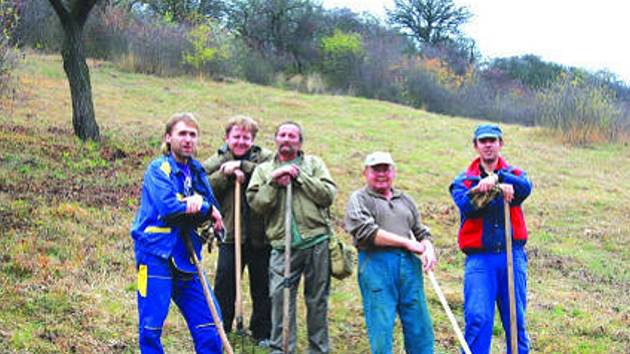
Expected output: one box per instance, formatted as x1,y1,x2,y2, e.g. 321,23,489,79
15,1,237,77
536,74,623,144
14,0,61,51
10,0,630,144
116,18,192,76
396,55,630,144
320,30,365,92
183,21,233,78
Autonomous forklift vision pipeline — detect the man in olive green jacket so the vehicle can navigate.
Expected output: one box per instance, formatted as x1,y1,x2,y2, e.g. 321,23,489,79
203,116,273,344
246,121,336,354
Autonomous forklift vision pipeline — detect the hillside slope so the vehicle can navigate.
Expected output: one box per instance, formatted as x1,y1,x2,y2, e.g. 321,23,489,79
1,54,628,353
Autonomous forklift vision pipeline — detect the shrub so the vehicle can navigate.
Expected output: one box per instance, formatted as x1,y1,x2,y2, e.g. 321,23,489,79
454,73,538,125
277,73,327,94
320,30,364,91
353,30,408,102
83,4,132,60
402,63,452,113
535,74,623,144
114,17,191,76
13,0,61,52
183,20,234,79
232,44,274,85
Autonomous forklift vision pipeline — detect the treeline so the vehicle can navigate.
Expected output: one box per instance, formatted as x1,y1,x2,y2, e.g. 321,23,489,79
6,0,630,143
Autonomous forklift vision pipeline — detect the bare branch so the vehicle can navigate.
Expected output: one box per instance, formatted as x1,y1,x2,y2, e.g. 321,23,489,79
388,0,471,45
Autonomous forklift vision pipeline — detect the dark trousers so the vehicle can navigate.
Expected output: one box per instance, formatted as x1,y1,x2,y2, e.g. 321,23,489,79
268,241,330,354
214,241,272,340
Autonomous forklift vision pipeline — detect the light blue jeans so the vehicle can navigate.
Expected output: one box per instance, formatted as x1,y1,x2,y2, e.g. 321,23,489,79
358,249,434,354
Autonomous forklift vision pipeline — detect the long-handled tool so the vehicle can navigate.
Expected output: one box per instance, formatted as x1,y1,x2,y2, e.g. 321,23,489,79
234,181,244,335
504,199,518,353
183,232,234,354
427,271,472,354
467,183,518,352
282,182,293,353
415,252,472,354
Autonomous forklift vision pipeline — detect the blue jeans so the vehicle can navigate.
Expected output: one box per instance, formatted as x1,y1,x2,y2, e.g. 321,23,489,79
463,248,530,354
136,253,223,354
358,249,434,354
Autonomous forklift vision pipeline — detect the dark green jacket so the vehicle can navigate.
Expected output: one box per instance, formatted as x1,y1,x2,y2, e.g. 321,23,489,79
203,144,272,246
246,151,336,248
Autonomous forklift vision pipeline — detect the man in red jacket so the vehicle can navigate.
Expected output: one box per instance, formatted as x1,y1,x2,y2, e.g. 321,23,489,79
449,124,532,353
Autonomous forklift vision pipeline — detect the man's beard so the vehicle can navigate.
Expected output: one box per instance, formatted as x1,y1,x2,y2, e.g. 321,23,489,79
280,144,295,154
481,155,498,166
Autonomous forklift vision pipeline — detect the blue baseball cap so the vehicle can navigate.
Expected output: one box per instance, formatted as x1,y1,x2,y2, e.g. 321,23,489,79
473,124,502,141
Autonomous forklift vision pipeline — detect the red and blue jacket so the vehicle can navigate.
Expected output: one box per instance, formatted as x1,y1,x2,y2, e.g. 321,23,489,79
130,154,220,272
449,157,532,254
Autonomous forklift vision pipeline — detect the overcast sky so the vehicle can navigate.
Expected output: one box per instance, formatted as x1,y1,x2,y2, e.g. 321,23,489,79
322,0,630,84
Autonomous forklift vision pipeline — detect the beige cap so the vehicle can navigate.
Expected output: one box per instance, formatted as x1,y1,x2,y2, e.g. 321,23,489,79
364,151,395,167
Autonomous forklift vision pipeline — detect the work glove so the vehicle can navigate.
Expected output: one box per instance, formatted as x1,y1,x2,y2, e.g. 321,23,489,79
199,221,225,254
468,186,500,209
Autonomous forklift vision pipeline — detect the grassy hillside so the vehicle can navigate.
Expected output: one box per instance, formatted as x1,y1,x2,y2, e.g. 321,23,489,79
1,53,629,353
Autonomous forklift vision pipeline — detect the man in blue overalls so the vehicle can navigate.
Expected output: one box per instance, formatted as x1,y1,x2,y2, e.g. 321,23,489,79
450,124,532,353
344,151,437,354
130,112,225,354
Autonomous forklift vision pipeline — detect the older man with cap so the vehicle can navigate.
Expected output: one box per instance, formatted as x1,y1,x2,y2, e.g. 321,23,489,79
450,124,532,353
344,151,437,354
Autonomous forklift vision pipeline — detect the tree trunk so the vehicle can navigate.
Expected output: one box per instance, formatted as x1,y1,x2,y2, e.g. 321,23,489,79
61,21,100,141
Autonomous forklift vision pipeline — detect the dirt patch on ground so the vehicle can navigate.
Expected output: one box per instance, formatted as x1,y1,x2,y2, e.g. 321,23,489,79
10,175,140,208
0,123,34,135
0,203,33,232
2,123,154,208
528,246,629,292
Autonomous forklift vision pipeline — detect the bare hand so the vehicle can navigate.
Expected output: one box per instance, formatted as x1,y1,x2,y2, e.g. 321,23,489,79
211,206,224,232
184,195,203,214
271,165,299,186
233,169,245,184
405,239,426,255
498,183,514,203
275,175,292,187
220,160,242,176
419,240,437,273
476,174,498,193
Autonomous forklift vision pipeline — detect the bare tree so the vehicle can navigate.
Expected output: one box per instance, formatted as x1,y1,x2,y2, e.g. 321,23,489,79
48,0,100,141
387,0,471,46
227,0,322,73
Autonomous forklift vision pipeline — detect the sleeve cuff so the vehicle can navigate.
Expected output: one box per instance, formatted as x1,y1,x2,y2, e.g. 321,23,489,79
200,201,210,216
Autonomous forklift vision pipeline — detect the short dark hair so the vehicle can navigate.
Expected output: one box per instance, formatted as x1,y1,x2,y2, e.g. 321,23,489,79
274,121,303,142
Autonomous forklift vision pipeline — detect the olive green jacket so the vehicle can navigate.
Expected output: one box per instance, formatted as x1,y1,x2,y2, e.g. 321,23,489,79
203,144,272,246
246,152,337,248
